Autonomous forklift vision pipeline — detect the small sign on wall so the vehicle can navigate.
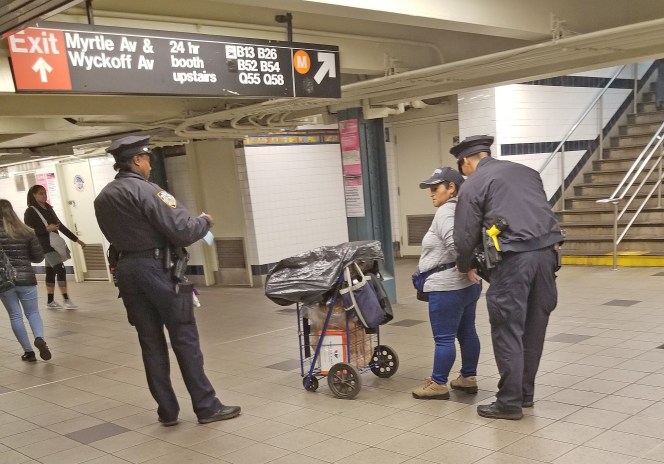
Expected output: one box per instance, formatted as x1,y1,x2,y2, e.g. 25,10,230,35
73,174,85,192
339,119,361,176
344,177,365,217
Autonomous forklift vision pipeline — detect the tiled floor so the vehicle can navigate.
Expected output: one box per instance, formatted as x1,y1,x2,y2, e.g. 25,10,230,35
0,260,663,463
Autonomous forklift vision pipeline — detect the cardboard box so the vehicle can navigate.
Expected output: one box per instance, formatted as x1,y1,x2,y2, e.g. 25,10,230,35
315,327,373,374
317,330,347,375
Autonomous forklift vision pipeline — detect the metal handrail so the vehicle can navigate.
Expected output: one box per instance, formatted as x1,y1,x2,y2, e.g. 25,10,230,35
597,124,664,269
539,65,626,175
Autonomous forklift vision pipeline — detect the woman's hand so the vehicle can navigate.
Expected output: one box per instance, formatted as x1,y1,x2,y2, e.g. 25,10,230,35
467,269,481,284
78,240,86,248
46,224,59,232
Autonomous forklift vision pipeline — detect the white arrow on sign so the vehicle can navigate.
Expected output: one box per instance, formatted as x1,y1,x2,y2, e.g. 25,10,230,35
314,52,336,84
32,57,53,83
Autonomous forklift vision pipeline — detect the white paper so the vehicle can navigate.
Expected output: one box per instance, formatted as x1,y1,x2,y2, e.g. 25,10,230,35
201,231,214,246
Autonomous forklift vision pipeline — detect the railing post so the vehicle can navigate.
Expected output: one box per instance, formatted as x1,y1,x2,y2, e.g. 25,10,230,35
612,200,619,271
559,147,566,211
659,148,663,208
633,63,639,114
598,95,604,160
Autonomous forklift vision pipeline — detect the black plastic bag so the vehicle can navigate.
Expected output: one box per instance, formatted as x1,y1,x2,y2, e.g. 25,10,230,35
265,240,384,306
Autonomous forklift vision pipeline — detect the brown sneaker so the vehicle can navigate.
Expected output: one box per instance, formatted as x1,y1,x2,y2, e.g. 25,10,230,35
450,375,478,394
412,378,450,399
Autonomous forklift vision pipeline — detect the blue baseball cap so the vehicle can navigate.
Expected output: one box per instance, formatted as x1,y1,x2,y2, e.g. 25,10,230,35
419,167,465,189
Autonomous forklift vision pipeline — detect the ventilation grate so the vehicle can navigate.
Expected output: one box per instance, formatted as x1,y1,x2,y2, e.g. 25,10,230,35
407,214,434,246
215,238,246,269
83,243,106,271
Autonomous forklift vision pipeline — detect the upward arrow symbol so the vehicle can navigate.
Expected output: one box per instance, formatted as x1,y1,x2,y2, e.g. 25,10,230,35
32,57,53,83
314,52,336,84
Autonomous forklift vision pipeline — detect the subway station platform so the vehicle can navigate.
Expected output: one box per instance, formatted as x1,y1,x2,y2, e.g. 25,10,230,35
0,260,663,464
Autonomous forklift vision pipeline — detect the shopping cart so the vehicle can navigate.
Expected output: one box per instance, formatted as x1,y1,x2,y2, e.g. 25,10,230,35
265,241,399,399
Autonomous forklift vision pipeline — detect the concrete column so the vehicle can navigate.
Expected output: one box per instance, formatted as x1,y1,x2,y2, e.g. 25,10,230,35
338,108,396,303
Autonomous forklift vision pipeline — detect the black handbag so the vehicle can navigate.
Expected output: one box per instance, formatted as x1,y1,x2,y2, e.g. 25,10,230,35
411,262,456,302
339,263,385,329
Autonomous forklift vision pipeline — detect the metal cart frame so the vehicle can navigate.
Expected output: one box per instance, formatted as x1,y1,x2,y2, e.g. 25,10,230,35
297,281,398,399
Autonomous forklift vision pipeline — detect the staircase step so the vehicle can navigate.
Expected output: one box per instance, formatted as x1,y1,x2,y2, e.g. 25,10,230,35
619,121,664,136
627,110,664,125
562,221,664,236
574,180,659,197
561,254,664,267
563,235,664,253
593,156,660,171
565,195,662,210
556,207,664,223
641,90,656,103
602,145,648,158
611,134,653,147
638,101,663,113
584,169,651,183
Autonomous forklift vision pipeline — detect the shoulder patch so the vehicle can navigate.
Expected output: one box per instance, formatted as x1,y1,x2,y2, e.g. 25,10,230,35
156,190,177,208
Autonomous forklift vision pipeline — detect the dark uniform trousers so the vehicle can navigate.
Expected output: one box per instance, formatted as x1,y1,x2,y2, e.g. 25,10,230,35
117,255,222,422
486,247,558,412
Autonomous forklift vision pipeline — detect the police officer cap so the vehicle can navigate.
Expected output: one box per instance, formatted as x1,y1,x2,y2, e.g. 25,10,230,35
419,166,464,189
106,135,151,160
450,135,494,159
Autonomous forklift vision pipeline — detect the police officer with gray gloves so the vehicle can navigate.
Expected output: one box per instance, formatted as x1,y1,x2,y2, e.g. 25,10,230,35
94,135,240,427
451,135,563,420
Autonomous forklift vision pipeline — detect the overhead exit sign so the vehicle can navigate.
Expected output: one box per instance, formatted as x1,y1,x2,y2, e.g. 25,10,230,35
7,22,340,98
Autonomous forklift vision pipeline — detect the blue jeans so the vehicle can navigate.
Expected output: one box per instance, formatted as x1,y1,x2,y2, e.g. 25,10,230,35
428,283,482,385
0,286,44,352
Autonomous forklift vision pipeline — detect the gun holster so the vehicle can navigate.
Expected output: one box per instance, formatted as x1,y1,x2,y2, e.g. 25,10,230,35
553,243,562,272
482,227,501,270
106,244,121,288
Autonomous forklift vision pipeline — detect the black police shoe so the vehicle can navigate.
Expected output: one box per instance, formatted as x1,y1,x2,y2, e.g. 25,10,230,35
522,399,534,408
158,417,178,427
477,403,523,420
198,405,241,424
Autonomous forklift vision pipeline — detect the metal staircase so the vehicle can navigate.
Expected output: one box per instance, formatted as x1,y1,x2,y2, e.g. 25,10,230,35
559,81,664,266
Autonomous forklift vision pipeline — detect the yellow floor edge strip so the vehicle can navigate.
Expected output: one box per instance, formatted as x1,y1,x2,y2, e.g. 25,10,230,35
563,255,664,266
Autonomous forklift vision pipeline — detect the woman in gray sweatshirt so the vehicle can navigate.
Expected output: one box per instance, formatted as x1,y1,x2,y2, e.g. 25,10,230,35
412,167,482,400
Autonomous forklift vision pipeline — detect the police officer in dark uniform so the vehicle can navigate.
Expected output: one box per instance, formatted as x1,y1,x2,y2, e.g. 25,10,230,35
94,135,240,426
451,135,563,420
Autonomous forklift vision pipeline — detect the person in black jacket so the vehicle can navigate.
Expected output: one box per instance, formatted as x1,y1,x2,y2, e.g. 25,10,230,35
94,135,240,427
24,185,86,310
0,199,52,362
452,135,564,420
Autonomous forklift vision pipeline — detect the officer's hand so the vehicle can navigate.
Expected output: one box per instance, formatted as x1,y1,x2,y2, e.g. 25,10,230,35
200,213,214,227
78,240,86,248
467,269,481,284
46,224,59,232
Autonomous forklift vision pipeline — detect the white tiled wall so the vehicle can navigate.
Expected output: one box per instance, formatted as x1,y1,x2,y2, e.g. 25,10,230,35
495,85,631,144
89,155,116,194
0,176,29,211
503,151,584,199
458,88,498,154
237,143,349,266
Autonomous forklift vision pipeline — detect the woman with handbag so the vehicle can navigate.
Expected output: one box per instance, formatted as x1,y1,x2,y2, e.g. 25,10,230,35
412,167,482,400
24,185,86,310
0,199,52,362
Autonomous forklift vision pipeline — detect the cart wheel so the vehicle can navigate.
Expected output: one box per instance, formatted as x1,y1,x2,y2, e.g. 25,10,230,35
327,362,361,399
371,345,399,378
303,375,319,392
